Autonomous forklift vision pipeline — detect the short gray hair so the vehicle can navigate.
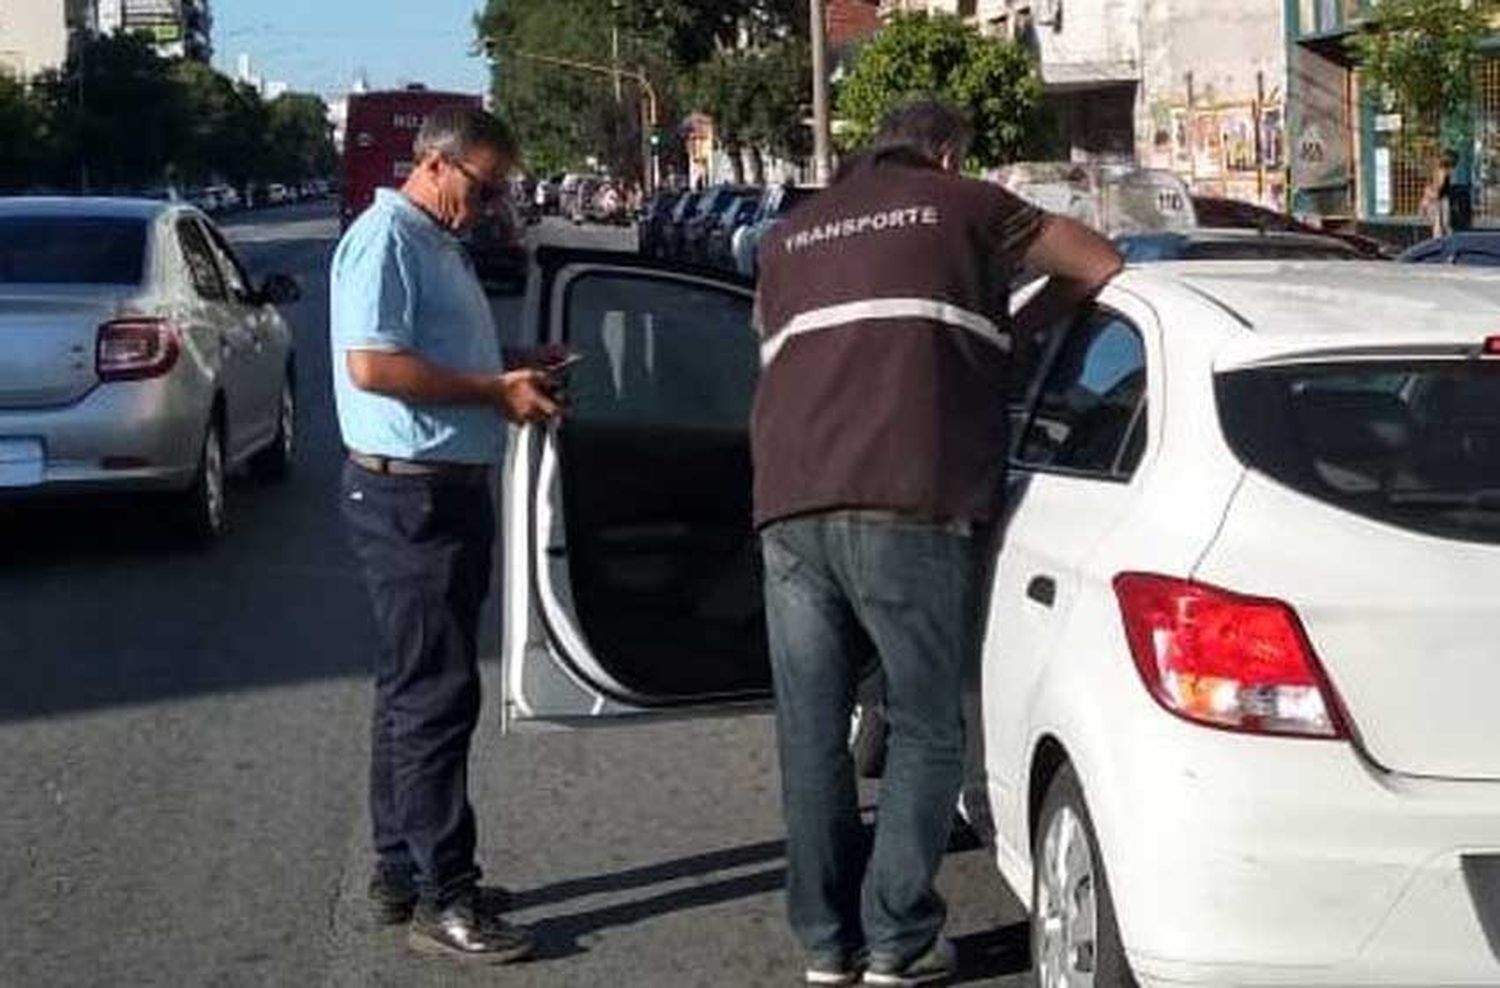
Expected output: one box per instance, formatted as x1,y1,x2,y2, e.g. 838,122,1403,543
872,98,973,165
413,106,519,162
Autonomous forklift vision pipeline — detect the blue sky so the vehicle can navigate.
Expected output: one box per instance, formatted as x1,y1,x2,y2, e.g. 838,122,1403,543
210,0,491,100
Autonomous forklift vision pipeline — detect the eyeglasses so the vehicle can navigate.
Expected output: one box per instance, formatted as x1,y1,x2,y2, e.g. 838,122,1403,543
446,157,505,205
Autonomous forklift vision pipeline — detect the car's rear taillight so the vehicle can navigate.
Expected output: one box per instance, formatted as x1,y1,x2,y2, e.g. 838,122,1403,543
96,318,180,381
1113,572,1347,739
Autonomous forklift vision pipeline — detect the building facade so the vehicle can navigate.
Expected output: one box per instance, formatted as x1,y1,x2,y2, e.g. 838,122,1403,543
1287,0,1500,230
95,0,212,61
0,0,95,79
880,0,1289,206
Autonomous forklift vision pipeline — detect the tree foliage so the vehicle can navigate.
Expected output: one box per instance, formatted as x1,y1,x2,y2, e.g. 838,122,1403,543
1347,0,1490,127
0,32,335,194
478,0,809,179
693,39,810,181
836,12,1046,168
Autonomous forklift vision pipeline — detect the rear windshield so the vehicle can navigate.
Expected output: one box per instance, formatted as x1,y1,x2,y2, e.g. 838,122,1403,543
1218,361,1500,543
0,217,148,285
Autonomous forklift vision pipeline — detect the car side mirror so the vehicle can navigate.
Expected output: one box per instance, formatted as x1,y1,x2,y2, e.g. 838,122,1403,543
259,273,301,306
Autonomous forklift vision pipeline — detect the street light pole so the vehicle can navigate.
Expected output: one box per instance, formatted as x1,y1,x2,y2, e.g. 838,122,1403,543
810,0,832,185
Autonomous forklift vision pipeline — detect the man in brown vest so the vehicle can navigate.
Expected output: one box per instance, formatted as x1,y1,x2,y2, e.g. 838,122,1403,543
752,100,1121,986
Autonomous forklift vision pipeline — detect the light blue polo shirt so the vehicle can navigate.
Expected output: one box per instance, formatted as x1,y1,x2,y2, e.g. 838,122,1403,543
330,188,504,464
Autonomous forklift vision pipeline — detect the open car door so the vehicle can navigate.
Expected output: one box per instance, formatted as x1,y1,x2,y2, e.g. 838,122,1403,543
500,247,771,727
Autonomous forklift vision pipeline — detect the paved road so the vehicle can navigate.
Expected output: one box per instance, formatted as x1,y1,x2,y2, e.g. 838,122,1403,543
0,205,1032,987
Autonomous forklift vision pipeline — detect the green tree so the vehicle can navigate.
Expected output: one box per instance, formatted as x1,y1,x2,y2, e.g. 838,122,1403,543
32,32,190,191
1348,0,1489,124
266,92,337,182
0,72,46,191
694,38,810,182
836,11,1046,168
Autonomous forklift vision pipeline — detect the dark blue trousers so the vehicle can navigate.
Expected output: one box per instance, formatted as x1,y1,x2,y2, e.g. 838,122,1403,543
341,461,493,906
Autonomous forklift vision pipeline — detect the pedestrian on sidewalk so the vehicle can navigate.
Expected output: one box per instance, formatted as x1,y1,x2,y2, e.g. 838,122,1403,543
330,105,561,963
751,99,1121,987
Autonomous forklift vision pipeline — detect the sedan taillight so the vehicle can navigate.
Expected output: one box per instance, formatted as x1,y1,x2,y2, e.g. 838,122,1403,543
97,318,181,381
1113,572,1348,739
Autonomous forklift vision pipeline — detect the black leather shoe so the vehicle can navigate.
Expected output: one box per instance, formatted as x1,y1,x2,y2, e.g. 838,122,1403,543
368,868,418,926
369,870,511,927
407,894,533,963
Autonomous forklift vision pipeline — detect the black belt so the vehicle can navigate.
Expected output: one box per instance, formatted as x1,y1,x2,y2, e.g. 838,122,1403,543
348,451,490,483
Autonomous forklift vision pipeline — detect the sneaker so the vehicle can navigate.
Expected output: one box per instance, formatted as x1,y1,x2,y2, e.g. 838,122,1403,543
863,936,957,986
805,947,866,985
407,893,533,963
368,867,418,926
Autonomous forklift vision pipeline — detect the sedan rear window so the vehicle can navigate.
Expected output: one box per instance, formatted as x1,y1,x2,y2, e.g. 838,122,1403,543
0,217,148,285
1218,361,1500,543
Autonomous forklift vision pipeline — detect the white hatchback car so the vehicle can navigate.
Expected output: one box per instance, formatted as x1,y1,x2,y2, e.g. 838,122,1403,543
497,250,1500,986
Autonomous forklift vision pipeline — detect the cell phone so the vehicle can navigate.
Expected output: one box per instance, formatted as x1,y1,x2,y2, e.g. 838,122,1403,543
545,352,585,373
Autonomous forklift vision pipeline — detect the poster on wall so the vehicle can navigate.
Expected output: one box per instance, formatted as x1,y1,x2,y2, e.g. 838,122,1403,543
1374,147,1392,215
1192,114,1223,178
1261,107,1284,169
1221,107,1258,172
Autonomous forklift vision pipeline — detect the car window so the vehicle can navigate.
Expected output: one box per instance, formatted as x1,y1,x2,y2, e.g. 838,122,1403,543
1016,308,1148,479
1218,361,1500,543
563,273,755,431
176,218,227,301
0,216,147,285
1116,236,1176,262
196,219,253,298
1455,250,1500,267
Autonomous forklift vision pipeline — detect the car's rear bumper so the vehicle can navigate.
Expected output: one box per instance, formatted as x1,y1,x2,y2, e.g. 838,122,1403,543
0,376,204,495
1086,713,1500,985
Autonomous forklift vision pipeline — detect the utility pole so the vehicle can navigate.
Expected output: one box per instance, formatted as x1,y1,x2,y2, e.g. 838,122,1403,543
610,0,622,103
810,0,832,185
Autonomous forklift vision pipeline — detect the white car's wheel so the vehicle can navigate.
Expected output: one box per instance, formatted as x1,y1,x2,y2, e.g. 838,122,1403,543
1033,764,1135,988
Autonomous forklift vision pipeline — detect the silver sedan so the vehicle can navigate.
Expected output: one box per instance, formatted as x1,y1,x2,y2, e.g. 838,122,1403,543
0,197,299,540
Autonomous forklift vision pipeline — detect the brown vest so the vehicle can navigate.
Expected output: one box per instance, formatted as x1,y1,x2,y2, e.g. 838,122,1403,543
751,152,1045,528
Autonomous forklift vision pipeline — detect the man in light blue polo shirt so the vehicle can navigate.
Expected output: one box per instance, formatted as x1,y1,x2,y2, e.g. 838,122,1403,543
331,106,559,964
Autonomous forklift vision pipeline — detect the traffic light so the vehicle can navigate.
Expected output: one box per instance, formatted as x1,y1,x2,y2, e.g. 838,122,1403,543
648,130,661,149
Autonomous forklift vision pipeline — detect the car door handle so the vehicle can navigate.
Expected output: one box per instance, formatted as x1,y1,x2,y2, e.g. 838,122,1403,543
1026,575,1057,608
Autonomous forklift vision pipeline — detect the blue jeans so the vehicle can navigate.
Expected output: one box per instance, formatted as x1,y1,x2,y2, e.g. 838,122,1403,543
761,512,990,966
341,461,493,906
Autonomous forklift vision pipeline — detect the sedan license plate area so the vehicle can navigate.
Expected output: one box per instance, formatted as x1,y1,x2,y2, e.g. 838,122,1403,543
0,437,44,487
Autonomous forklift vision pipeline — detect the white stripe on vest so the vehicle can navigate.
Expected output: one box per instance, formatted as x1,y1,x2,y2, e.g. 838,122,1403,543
760,297,1011,366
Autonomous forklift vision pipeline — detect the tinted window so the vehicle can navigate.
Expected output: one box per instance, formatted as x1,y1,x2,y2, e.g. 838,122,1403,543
1218,362,1500,543
1016,310,1148,478
564,273,755,430
176,219,226,300
1116,236,1177,262
0,217,147,285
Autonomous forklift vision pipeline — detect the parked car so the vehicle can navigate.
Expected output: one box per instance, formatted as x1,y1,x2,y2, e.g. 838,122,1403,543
568,178,600,225
681,185,754,263
1191,194,1391,258
1398,231,1500,266
265,183,289,205
1116,228,1365,262
636,189,683,258
733,183,820,278
534,175,562,216
495,250,1500,987
661,189,706,260
0,197,301,541
705,195,758,270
